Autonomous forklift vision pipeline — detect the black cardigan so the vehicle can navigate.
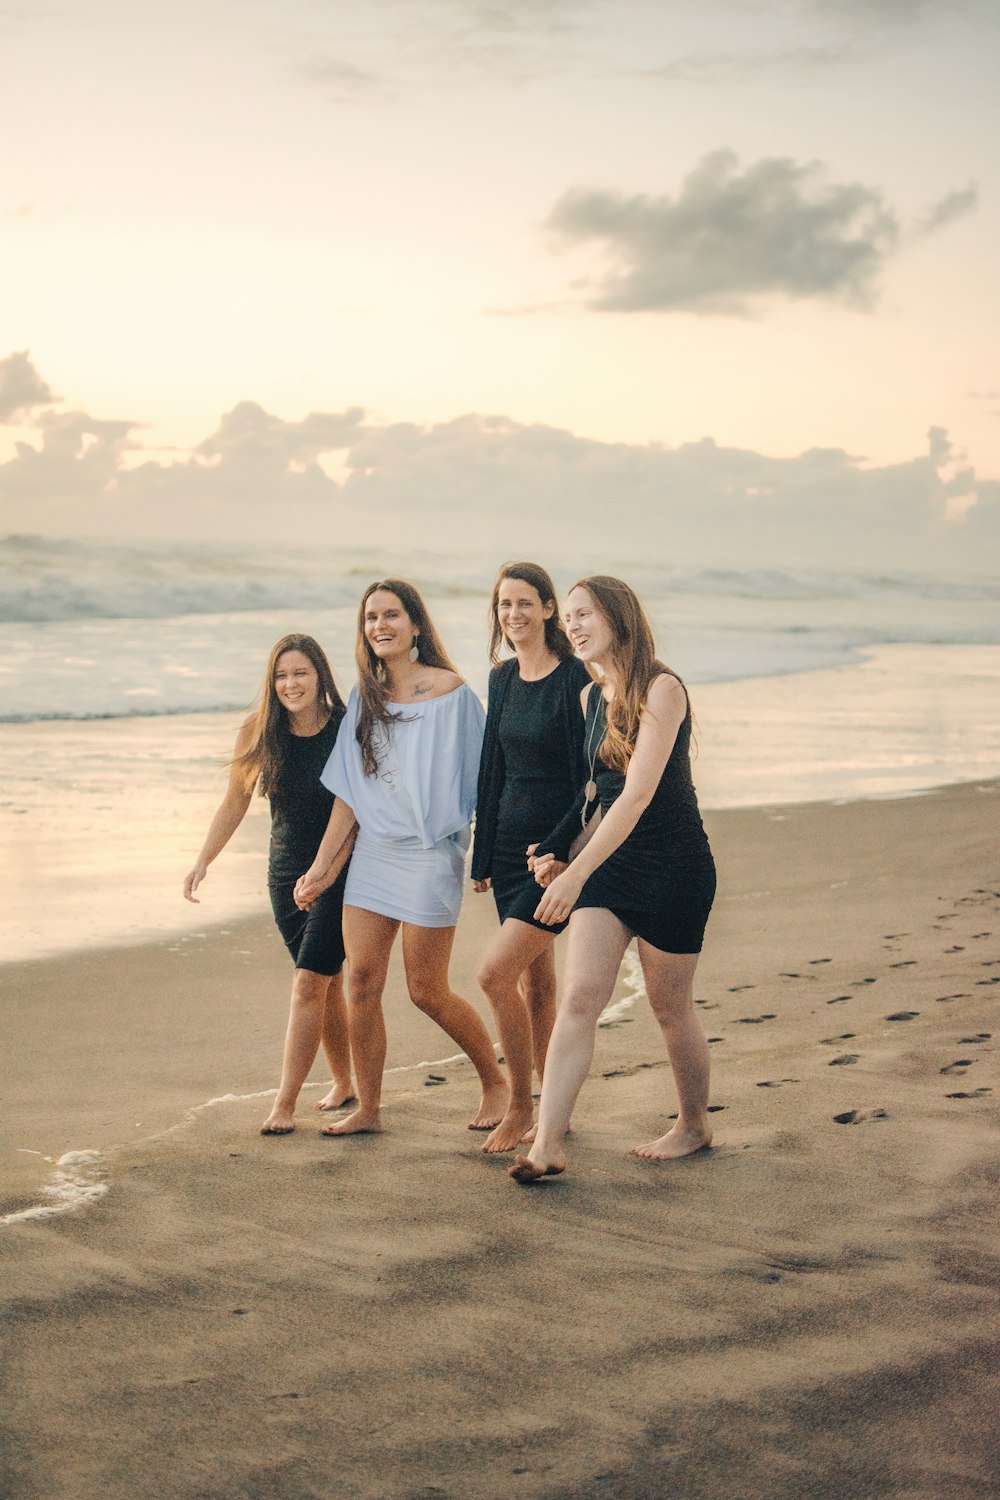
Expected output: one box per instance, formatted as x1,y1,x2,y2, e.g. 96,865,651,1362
471,655,590,882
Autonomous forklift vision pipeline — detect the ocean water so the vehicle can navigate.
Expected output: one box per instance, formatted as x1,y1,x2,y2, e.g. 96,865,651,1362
2,534,1000,961
2,534,999,721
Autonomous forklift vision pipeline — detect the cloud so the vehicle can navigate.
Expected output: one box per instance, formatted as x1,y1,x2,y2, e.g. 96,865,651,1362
911,184,978,238
634,42,866,85
545,150,903,314
0,350,59,421
2,357,996,574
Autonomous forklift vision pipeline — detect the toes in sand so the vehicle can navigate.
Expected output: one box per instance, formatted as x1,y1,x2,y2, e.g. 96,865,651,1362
509,1153,566,1184
482,1108,535,1155
259,1111,295,1136
320,1107,382,1137
468,1081,510,1131
315,1086,357,1112
629,1124,713,1161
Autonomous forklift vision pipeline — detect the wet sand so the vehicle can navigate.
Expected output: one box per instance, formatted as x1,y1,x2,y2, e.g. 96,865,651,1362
2,781,999,1498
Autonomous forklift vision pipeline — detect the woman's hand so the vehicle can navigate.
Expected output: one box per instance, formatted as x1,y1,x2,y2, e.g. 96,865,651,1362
533,866,584,926
530,850,568,887
472,878,491,894
294,866,329,911
183,862,208,903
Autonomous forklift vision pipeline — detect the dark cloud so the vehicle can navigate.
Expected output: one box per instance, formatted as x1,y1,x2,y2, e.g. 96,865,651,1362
545,150,902,314
0,350,59,421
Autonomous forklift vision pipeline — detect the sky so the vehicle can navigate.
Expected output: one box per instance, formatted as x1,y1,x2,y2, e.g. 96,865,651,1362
1,0,998,567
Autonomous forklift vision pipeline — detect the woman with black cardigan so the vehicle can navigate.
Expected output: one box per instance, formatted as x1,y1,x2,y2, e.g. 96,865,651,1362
472,562,589,1154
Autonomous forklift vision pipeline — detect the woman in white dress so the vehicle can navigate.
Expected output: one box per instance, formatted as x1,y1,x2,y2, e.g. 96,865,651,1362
294,580,509,1137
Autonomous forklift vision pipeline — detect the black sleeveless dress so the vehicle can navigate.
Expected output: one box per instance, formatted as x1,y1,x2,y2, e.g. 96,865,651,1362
549,679,716,954
474,656,589,932
267,712,349,976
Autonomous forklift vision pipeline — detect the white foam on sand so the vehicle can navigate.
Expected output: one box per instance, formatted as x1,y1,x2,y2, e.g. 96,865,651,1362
2,1149,108,1226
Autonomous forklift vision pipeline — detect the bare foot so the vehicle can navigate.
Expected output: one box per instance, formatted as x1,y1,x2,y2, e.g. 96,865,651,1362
320,1106,382,1137
509,1152,566,1183
260,1105,295,1135
629,1123,713,1161
482,1106,536,1155
315,1083,357,1112
468,1080,510,1131
520,1123,537,1144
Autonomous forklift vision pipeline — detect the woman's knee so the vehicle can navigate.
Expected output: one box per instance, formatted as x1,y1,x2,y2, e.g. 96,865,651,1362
291,969,330,1006
346,961,387,1004
559,981,608,1024
647,983,694,1025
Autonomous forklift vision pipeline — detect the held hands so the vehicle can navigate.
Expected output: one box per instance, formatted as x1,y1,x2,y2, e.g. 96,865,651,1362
294,866,330,911
533,865,584,927
183,863,208,903
528,844,568,888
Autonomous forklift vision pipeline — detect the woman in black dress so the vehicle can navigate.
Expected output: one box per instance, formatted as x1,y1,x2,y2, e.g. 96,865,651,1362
183,634,356,1134
509,577,716,1183
472,562,589,1154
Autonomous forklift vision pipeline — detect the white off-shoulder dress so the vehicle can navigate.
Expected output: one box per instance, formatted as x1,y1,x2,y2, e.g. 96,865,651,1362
321,683,486,927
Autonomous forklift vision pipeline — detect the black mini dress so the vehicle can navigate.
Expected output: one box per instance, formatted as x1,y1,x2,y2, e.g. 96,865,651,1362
267,712,349,977
547,679,716,955
473,656,589,932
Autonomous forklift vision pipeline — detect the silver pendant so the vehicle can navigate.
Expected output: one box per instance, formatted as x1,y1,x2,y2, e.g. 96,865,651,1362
584,779,597,802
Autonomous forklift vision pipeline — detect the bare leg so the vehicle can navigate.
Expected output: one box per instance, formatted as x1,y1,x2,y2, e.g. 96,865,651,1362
260,968,337,1134
477,920,554,1152
321,907,395,1136
316,973,357,1111
629,945,712,1161
511,910,632,1181
402,923,509,1130
521,944,557,1079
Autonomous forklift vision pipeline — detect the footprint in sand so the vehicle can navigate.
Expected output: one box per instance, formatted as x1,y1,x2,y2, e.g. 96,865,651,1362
820,1033,857,1044
756,1079,800,1088
707,1037,725,1044
883,932,910,939
982,959,1000,967
424,1074,447,1087
975,977,1000,986
958,1033,991,1043
809,958,832,964
826,995,852,1005
850,978,878,986
971,932,991,939
668,1104,726,1119
940,1060,974,1075
945,1088,992,1099
889,960,917,969
728,984,756,992
945,945,965,954
780,972,812,979
828,1054,860,1066
935,993,970,1003
738,1014,777,1024
833,1109,888,1125
886,1011,920,1021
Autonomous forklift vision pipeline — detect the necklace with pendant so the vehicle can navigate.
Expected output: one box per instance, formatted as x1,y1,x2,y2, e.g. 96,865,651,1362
581,694,604,827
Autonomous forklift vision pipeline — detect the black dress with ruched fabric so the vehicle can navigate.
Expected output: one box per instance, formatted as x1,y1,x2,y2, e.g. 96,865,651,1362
544,678,716,954
473,656,590,932
267,712,349,977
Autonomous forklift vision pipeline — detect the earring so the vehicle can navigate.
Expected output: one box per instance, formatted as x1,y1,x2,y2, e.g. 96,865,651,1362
408,639,419,663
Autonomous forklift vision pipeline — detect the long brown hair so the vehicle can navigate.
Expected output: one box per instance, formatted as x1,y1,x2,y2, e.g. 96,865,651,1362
487,561,576,667
233,634,345,797
355,579,458,775
574,575,682,774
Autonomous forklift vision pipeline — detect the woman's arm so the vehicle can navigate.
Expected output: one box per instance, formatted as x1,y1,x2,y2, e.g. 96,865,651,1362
293,797,359,910
183,722,255,902
533,675,686,926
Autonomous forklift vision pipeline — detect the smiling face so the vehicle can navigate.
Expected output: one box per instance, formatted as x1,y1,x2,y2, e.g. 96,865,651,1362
273,649,320,719
364,589,417,664
497,575,554,652
565,585,614,667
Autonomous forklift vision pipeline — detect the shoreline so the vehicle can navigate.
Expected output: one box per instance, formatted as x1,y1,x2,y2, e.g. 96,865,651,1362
2,776,999,1496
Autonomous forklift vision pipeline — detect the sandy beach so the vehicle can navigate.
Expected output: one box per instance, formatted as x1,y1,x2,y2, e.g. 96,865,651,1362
2,778,998,1498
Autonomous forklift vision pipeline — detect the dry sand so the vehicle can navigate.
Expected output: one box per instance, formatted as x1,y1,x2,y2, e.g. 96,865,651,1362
2,781,999,1499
